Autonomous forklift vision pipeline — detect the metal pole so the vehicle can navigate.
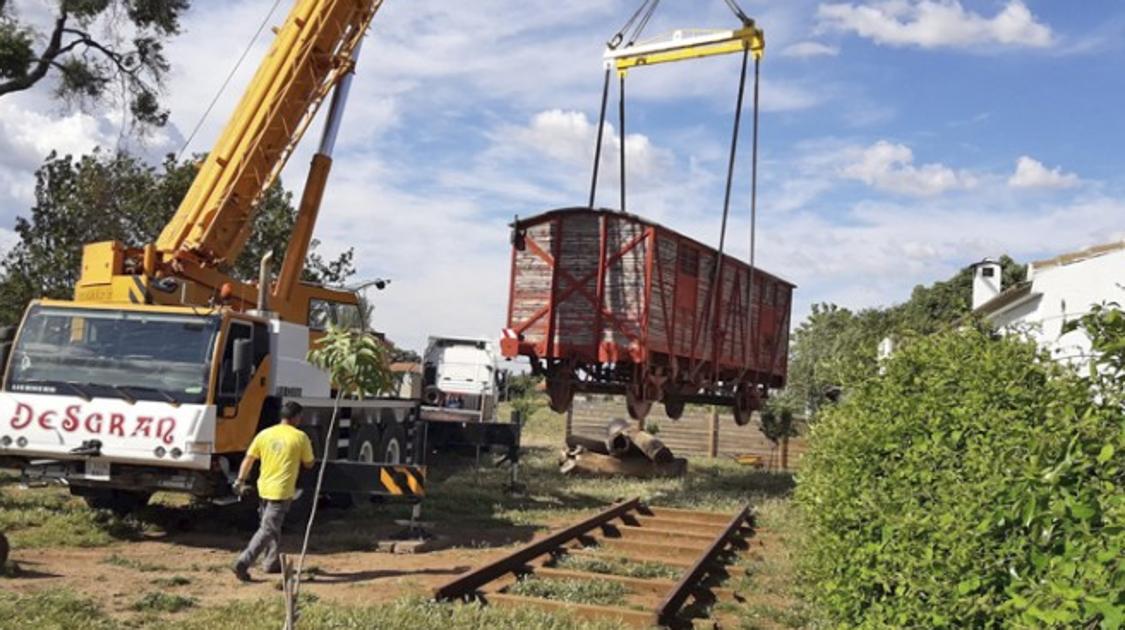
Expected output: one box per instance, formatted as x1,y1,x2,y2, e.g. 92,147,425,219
588,68,612,208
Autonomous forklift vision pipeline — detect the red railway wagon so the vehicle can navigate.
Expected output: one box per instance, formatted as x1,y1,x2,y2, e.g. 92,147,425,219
501,207,794,424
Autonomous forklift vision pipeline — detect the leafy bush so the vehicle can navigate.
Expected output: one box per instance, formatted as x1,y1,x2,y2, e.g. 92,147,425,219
796,321,1123,628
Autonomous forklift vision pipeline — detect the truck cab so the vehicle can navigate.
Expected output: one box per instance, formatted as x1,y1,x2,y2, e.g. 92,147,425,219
421,336,499,422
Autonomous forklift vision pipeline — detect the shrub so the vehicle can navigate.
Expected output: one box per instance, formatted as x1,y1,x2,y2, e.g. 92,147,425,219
796,322,1123,628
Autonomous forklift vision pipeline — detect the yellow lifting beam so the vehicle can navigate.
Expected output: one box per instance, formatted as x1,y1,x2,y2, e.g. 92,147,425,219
606,25,764,76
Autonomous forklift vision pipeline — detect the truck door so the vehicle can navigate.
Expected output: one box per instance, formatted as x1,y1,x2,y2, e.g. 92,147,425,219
214,318,271,453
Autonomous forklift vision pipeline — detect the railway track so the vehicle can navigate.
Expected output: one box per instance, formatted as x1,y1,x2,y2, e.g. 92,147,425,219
433,498,753,628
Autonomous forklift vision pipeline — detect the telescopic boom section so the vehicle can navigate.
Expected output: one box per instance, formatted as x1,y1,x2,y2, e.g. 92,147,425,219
156,0,384,270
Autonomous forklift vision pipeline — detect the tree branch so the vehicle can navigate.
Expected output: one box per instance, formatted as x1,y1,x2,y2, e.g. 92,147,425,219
0,8,68,97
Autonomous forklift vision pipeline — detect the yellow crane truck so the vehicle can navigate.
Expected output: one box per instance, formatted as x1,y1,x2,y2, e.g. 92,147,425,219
0,0,433,515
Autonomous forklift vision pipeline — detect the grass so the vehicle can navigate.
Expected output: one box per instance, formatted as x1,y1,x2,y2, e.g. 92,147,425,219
410,446,795,532
151,575,192,588
552,554,681,580
0,474,144,549
0,591,624,630
130,592,198,613
100,553,170,573
508,576,630,606
1,395,807,628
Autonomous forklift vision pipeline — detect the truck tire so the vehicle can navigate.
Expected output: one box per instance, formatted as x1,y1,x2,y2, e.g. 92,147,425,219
74,488,152,517
350,424,383,464
348,424,383,504
378,422,406,464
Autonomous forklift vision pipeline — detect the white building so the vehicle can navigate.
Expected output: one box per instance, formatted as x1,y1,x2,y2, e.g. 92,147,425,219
972,241,1125,367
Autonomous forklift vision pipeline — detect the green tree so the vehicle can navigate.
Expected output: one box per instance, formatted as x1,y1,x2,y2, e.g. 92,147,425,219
295,325,393,622
783,257,1026,421
0,0,190,127
0,150,354,325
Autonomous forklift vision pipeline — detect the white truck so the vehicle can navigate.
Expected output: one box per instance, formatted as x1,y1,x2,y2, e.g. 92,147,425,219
421,336,499,422
417,336,520,460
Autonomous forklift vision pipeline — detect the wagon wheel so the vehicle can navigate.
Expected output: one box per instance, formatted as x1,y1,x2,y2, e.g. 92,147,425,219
546,370,575,413
662,383,689,420
732,383,762,426
663,396,686,420
626,383,653,422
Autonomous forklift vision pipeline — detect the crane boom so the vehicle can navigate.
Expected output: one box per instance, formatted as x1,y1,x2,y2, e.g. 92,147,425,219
157,0,384,270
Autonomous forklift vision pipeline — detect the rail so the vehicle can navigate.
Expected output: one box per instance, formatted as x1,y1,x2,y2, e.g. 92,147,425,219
433,498,753,627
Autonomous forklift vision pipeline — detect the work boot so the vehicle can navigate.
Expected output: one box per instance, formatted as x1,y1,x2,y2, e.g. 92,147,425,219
231,560,251,582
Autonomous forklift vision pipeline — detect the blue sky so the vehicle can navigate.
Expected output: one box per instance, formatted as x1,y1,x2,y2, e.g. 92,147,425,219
0,0,1123,352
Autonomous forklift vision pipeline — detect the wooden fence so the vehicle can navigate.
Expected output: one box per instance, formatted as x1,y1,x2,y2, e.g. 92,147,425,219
565,395,807,470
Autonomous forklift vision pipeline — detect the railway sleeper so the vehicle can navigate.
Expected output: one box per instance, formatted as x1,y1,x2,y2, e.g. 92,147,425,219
483,592,656,628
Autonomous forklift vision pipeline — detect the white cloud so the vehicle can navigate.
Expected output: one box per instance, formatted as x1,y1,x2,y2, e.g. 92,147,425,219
1008,156,1080,189
781,41,840,57
840,140,975,196
0,95,119,215
817,0,1053,49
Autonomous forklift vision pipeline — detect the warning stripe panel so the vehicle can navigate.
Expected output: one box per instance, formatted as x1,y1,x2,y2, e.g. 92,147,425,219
378,465,426,497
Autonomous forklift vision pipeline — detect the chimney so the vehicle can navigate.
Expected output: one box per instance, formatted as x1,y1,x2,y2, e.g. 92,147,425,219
971,258,1002,310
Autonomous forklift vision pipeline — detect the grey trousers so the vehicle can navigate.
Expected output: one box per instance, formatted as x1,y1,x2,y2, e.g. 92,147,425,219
237,499,291,570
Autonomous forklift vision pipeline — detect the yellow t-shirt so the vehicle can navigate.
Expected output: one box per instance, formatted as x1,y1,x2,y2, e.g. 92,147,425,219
246,424,315,501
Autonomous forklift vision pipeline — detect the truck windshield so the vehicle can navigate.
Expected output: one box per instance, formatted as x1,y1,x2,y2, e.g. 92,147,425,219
6,305,220,405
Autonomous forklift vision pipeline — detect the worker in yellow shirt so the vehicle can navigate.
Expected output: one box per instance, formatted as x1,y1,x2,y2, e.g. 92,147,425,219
231,401,315,581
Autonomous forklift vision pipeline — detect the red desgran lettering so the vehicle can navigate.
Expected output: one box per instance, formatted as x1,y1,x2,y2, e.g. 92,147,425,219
38,410,57,430
62,405,81,432
9,402,32,429
132,416,153,438
85,413,103,433
108,413,125,437
157,417,176,445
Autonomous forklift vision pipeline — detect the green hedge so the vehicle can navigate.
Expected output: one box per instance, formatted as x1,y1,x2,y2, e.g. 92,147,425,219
796,320,1123,628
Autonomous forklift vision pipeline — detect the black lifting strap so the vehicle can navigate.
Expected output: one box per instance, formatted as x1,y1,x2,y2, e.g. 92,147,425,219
589,0,660,209
699,45,759,383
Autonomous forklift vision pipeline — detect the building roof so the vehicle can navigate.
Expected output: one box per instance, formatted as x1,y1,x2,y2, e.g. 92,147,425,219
390,362,422,374
1032,239,1125,271
973,281,1036,317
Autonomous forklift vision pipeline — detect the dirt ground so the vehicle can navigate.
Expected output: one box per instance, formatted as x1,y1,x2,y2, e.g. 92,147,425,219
1,473,591,619
5,522,547,615
1,439,805,628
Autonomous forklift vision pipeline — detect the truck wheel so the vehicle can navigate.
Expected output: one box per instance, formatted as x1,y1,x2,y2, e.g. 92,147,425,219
0,532,9,568
378,423,406,464
74,488,152,517
350,425,382,464
349,424,383,504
